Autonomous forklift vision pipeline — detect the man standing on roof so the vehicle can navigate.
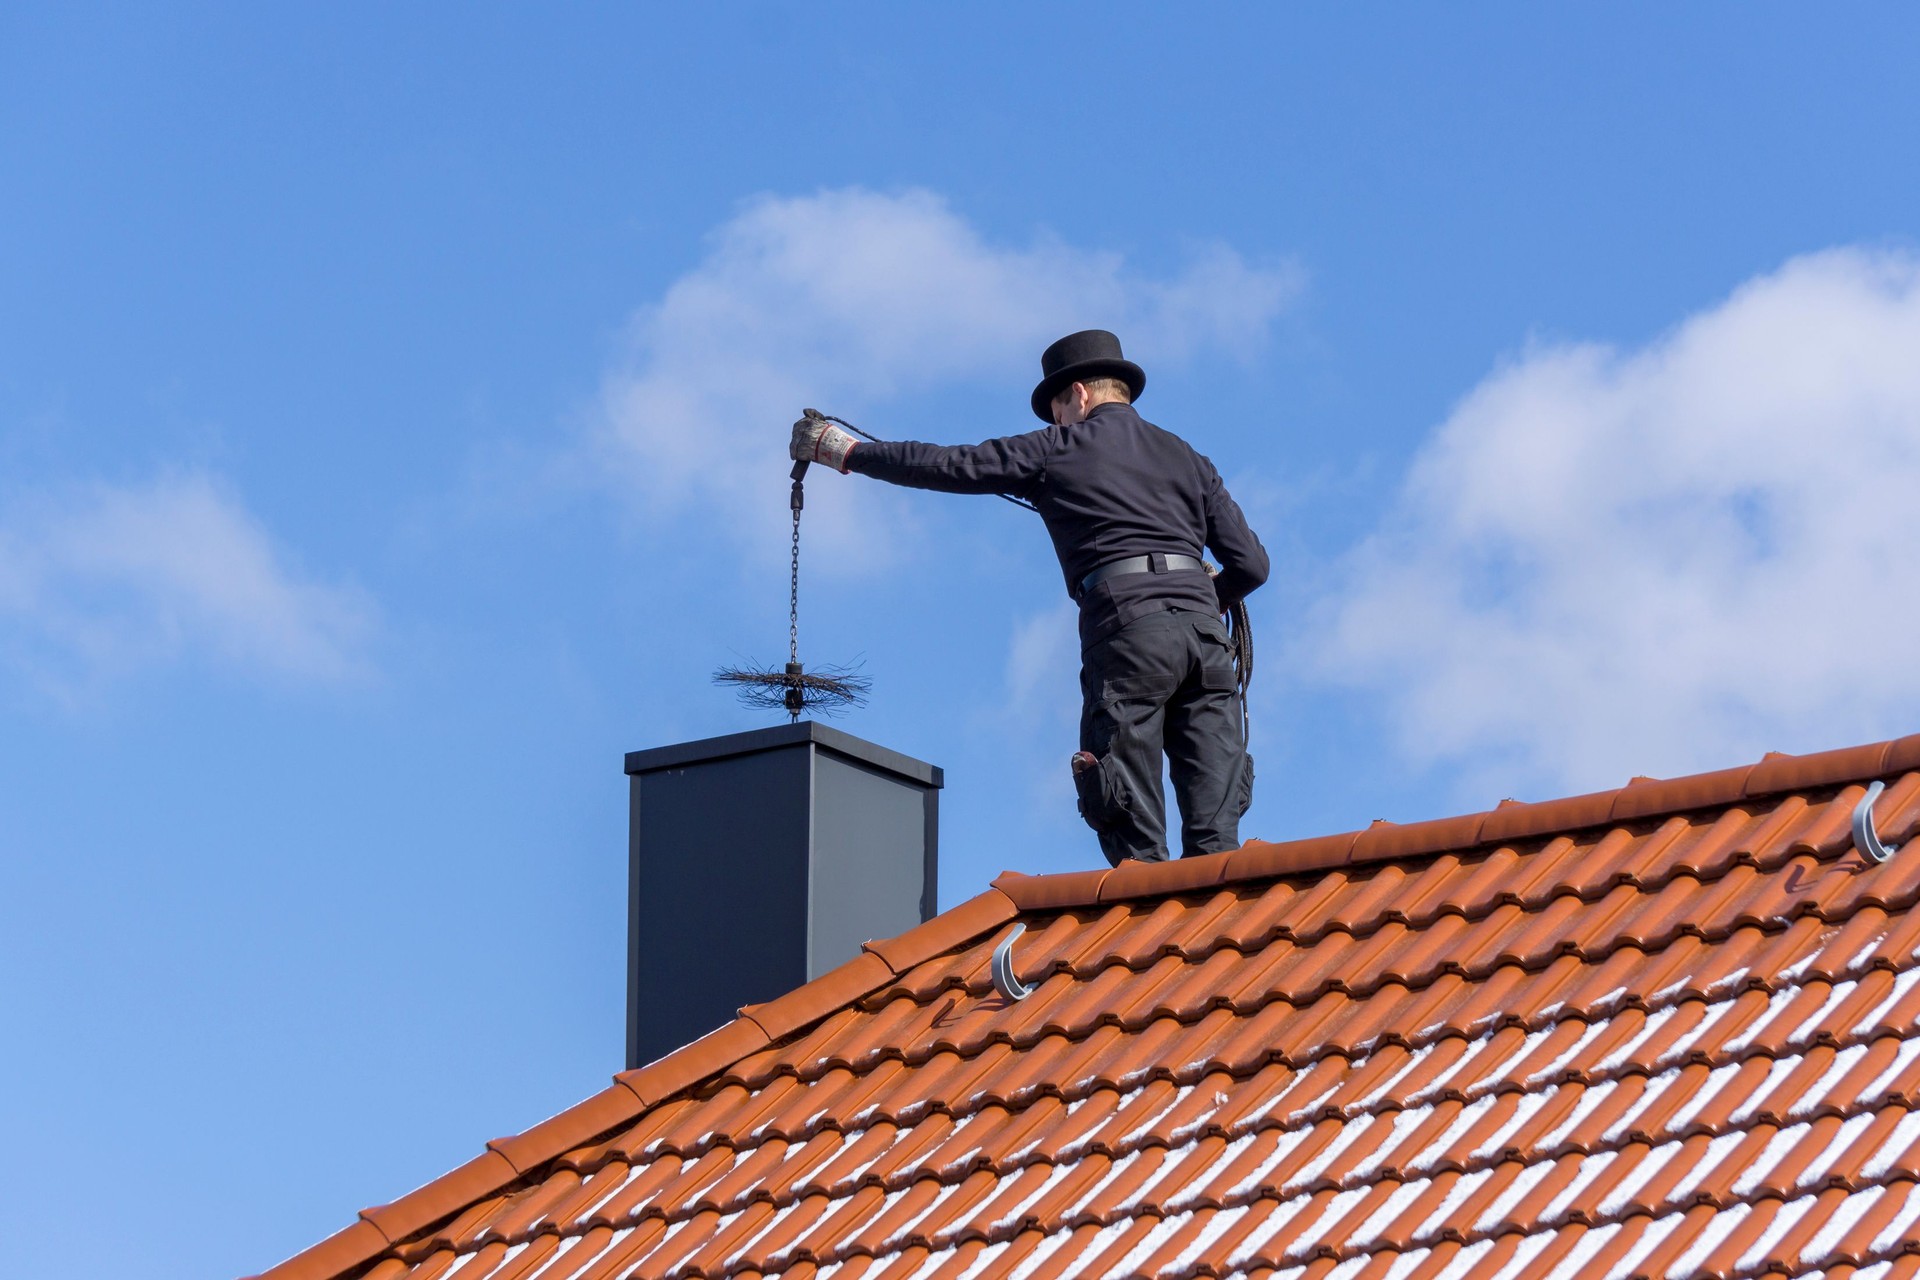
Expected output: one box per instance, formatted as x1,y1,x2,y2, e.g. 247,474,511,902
790,330,1270,865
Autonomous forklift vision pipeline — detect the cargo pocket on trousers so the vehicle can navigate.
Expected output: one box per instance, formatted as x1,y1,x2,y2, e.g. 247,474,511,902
1201,663,1239,693
1074,752,1132,833
1234,752,1255,820
1101,674,1178,703
1198,623,1239,693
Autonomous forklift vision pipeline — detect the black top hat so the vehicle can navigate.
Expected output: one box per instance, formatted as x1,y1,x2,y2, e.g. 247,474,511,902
1030,329,1147,422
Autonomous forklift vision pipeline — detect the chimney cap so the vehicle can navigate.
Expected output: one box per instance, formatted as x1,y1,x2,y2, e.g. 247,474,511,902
624,720,944,788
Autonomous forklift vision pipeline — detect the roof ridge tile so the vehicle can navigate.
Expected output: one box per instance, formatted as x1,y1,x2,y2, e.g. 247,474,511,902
993,738,1920,914
617,1019,771,1108
1747,742,1894,797
991,869,1108,912
742,952,894,1044
1353,813,1488,865
861,888,1019,973
1480,788,1620,846
1221,832,1361,883
356,1151,519,1249
484,1085,647,1177
1097,852,1230,903
1610,767,1757,823
1889,734,1920,775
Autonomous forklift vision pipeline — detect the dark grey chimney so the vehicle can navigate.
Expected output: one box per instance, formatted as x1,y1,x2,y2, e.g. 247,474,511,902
623,721,942,1070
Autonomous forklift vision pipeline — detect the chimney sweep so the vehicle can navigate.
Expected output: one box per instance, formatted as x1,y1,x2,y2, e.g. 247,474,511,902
791,330,1269,865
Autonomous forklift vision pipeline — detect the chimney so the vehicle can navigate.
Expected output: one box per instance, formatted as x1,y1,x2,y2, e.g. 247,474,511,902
623,721,942,1070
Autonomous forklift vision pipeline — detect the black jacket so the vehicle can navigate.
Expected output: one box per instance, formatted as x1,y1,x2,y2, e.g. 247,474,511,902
846,402,1269,646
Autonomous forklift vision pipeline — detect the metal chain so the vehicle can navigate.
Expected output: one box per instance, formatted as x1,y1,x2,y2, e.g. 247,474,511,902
788,502,801,666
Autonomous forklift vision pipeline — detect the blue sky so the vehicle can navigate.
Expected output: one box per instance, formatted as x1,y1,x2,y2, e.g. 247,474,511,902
6,6,1920,1277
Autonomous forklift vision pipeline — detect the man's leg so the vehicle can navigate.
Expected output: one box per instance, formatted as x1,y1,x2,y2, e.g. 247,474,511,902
1074,612,1184,864
1165,613,1251,858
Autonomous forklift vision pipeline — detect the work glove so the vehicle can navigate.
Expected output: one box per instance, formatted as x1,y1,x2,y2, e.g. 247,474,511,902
790,410,858,473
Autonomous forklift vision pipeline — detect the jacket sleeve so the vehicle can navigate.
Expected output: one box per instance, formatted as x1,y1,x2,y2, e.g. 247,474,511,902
1200,460,1270,607
844,428,1055,499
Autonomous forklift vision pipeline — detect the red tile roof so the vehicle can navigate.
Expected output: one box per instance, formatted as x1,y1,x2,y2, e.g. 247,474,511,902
255,734,1920,1280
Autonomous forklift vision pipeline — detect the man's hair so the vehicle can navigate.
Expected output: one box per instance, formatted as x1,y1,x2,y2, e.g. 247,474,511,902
1077,376,1132,404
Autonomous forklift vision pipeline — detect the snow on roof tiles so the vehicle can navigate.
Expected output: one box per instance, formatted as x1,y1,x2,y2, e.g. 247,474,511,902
254,734,1920,1280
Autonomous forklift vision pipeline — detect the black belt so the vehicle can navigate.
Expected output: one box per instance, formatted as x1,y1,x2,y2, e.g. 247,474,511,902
1079,553,1206,594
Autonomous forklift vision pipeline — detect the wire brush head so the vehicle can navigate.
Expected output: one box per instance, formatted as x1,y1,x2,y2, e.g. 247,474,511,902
713,659,871,721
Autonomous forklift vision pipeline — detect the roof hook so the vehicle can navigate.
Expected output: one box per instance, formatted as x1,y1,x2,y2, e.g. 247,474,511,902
1852,780,1902,864
991,923,1033,1002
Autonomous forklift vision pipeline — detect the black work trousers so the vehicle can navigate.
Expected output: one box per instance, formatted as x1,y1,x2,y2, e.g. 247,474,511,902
1072,608,1253,864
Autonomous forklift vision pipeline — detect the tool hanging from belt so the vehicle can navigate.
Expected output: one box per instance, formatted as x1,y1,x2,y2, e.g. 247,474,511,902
792,410,1256,736
1226,594,1254,742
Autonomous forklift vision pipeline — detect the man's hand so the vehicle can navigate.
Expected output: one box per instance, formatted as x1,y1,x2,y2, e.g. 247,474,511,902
790,411,857,473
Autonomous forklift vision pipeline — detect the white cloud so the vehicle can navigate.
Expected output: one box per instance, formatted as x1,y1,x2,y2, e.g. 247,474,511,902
1307,246,1920,795
594,188,1301,566
977,598,1084,837
1004,599,1081,720
0,471,375,695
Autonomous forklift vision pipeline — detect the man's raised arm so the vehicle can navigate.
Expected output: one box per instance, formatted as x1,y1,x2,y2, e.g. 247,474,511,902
793,416,1054,499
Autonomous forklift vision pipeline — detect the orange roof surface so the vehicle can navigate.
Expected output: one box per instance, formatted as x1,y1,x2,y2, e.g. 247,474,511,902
257,735,1920,1280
